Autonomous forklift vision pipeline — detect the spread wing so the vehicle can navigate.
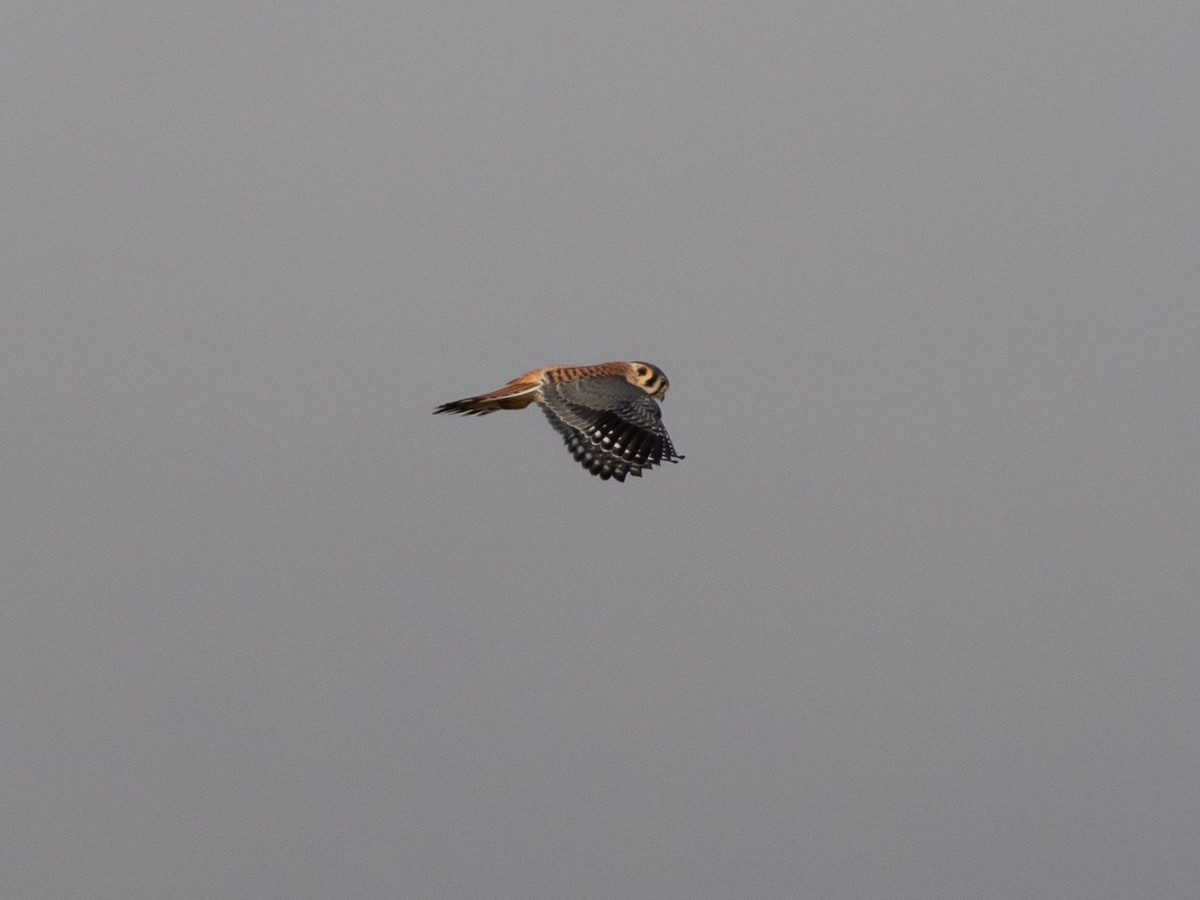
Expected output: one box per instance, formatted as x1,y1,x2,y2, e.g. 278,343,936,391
540,377,683,481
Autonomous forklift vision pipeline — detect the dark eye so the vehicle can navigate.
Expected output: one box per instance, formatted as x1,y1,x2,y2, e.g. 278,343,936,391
637,366,648,376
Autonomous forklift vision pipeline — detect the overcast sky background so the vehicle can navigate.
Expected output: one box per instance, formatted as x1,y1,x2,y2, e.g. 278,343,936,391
3,3,1199,898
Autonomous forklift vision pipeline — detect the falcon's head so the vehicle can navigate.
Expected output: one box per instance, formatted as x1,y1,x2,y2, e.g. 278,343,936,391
627,362,670,400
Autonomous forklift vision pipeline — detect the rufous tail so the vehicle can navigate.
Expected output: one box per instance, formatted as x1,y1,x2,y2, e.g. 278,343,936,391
433,371,544,416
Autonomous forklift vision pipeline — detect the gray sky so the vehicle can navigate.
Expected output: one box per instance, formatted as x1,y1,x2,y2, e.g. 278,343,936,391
3,3,1199,898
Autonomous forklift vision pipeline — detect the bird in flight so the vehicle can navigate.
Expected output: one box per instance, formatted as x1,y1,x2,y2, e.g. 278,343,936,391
434,361,684,482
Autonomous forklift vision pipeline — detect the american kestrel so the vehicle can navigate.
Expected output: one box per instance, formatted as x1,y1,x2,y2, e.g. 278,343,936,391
434,361,684,482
